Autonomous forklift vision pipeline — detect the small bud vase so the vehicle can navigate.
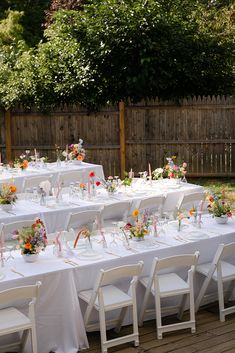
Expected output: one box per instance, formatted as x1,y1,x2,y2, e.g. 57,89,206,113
22,253,39,263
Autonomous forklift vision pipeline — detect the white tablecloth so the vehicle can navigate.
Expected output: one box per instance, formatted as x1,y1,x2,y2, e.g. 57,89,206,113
0,162,104,192
0,181,203,237
0,215,234,353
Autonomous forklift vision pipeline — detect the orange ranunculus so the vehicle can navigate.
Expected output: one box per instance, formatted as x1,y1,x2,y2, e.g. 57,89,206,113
209,196,214,203
22,160,29,169
77,155,83,161
80,183,86,188
132,209,139,218
189,207,196,216
9,185,17,193
24,242,32,250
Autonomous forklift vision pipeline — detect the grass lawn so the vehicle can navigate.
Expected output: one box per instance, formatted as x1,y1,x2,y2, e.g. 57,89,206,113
189,178,235,193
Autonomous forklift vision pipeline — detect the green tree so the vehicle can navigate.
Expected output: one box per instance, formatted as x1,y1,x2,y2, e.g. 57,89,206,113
0,0,234,109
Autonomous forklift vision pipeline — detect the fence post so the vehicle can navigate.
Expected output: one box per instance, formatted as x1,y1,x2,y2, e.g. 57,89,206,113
119,101,126,179
5,110,12,161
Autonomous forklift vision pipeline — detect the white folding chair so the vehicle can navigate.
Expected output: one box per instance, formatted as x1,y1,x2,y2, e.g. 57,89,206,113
66,209,101,231
137,195,165,217
0,281,41,353
176,192,205,212
100,201,131,228
195,242,235,322
78,261,144,353
0,220,35,241
22,175,53,192
139,252,199,339
56,170,84,187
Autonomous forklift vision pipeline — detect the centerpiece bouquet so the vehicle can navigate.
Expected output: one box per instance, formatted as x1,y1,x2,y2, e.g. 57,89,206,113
13,219,48,259
152,168,164,180
122,171,132,187
100,176,118,194
63,139,86,162
164,156,187,179
207,193,232,223
0,184,17,206
14,150,32,170
122,209,150,240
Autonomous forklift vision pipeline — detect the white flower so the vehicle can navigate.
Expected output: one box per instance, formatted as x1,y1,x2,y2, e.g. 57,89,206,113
62,151,67,157
154,168,163,174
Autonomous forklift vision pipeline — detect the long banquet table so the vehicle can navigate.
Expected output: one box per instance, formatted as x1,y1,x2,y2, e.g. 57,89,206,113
0,161,105,192
0,215,234,353
0,180,203,238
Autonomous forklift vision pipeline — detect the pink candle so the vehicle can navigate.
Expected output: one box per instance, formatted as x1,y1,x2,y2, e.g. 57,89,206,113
66,144,68,160
34,148,37,162
129,168,133,178
148,163,152,178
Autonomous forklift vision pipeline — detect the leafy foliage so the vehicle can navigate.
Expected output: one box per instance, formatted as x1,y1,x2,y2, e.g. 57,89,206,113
0,0,234,109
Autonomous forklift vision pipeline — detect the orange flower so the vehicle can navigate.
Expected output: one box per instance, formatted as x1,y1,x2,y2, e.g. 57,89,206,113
24,242,32,250
9,185,17,193
77,155,83,161
189,207,196,216
80,183,86,188
22,160,29,169
132,209,139,218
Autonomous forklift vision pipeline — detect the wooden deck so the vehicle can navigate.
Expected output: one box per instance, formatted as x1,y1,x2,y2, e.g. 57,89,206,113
84,303,235,353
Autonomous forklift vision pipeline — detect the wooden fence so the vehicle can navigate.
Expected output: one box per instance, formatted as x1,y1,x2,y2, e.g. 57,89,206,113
0,96,234,178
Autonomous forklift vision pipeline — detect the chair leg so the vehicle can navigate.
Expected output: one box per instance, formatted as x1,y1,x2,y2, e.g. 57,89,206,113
31,326,38,353
155,294,162,339
132,300,139,347
115,307,128,333
20,329,29,353
218,279,225,322
139,288,151,327
195,275,212,312
189,286,196,333
99,307,107,353
178,294,188,320
225,280,235,303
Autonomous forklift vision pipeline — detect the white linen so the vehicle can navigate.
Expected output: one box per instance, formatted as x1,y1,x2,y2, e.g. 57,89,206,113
0,215,234,352
0,182,203,238
0,162,104,192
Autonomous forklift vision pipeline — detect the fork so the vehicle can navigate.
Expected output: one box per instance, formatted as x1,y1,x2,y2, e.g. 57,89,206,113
11,268,25,277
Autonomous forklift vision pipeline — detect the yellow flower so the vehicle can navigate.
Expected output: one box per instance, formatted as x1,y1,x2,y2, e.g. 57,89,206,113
132,209,139,218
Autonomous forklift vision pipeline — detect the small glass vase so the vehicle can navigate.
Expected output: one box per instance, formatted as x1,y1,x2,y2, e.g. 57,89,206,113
1,204,13,211
133,236,144,242
22,253,39,263
214,216,228,224
56,157,61,168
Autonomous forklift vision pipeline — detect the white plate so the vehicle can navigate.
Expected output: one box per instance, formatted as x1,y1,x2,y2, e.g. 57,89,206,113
130,239,160,250
68,240,87,250
183,230,209,240
77,250,103,261
167,221,189,230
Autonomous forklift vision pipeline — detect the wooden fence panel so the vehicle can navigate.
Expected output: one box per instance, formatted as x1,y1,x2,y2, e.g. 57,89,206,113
0,96,234,177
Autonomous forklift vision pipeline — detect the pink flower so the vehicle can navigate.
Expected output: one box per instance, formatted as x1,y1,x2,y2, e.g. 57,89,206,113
182,162,187,168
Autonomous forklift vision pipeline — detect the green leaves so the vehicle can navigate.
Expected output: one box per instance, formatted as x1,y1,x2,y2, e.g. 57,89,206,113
0,0,234,109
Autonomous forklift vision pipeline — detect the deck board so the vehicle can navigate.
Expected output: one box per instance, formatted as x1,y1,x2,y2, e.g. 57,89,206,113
84,303,235,353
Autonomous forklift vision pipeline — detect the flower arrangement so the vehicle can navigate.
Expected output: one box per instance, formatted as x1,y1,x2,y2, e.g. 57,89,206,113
177,210,188,231
13,219,48,255
207,194,232,218
63,139,86,162
73,227,92,248
164,156,187,179
152,168,164,180
14,150,31,169
0,184,17,204
123,209,149,239
122,171,132,187
100,176,118,194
